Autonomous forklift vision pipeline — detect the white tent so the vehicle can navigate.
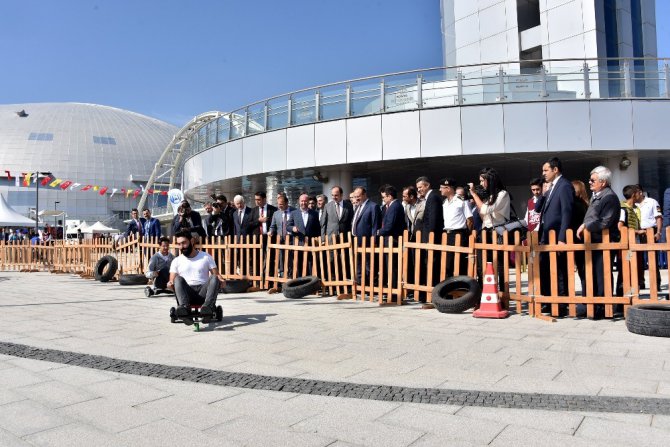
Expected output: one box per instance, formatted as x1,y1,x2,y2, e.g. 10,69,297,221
0,193,37,227
67,221,90,234
84,221,119,234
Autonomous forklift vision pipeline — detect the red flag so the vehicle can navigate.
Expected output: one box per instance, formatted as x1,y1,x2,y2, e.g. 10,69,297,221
148,188,154,194
60,181,72,190
121,188,126,195
4,171,11,181
81,185,92,191
99,187,108,195
160,191,167,196
41,176,52,186
133,189,140,199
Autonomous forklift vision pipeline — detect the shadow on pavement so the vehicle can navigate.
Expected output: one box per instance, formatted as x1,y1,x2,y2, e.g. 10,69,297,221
214,313,277,331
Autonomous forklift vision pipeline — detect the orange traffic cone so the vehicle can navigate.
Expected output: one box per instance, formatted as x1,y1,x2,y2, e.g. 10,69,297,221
473,262,509,319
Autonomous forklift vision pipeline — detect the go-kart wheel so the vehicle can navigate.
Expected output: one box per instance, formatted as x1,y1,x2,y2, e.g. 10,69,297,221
169,307,177,323
145,286,154,297
216,305,223,322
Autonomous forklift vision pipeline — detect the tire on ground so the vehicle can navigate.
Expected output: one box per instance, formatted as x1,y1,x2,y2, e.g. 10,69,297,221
223,279,252,294
283,276,321,299
119,274,149,286
94,255,118,282
431,276,481,313
626,304,670,337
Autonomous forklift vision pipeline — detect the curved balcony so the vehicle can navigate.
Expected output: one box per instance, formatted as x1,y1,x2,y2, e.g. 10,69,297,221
182,57,670,162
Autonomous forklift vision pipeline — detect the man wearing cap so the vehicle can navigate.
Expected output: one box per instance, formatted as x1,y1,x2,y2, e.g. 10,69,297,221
440,178,473,278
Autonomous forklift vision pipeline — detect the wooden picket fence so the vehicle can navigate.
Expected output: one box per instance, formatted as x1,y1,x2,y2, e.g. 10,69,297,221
2,227,669,320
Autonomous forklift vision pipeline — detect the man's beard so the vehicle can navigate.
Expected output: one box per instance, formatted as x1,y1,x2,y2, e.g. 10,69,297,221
181,242,193,256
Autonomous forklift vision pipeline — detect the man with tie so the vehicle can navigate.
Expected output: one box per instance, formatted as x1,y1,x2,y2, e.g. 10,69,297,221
351,187,381,285
142,208,162,238
250,191,277,237
321,186,353,241
316,194,328,224
416,176,444,306
125,208,144,238
288,193,321,274
268,193,294,278
378,185,405,240
535,157,574,300
233,195,253,238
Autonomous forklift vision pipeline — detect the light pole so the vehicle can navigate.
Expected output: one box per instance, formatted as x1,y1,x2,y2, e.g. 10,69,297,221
55,201,60,239
34,171,52,234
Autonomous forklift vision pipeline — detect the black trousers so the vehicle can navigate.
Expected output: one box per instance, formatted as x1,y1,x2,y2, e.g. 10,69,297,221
476,229,505,293
539,251,568,296
445,230,469,277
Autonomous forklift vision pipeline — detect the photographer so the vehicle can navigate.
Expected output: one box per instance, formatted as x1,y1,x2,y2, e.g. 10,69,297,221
171,200,206,239
469,167,510,292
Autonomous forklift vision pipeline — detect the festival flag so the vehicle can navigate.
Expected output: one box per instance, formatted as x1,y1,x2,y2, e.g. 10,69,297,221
60,181,73,190
161,191,167,196
110,188,118,198
148,188,154,194
93,186,99,191
121,188,126,195
81,185,92,191
70,183,81,191
49,178,62,188
4,171,11,181
99,187,108,195
133,189,140,199
40,176,52,186
126,189,133,198
23,172,32,186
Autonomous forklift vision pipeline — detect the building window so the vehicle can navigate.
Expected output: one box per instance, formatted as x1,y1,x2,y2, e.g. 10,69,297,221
93,136,116,145
517,0,540,32
28,132,53,141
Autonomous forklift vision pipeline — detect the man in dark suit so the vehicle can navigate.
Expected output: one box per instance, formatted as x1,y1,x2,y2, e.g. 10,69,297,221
171,201,205,238
577,166,621,315
232,195,253,238
213,194,234,237
268,193,294,279
288,194,320,275
378,185,405,240
321,186,354,241
125,208,144,238
416,176,444,305
351,187,381,285
250,191,277,237
535,157,574,298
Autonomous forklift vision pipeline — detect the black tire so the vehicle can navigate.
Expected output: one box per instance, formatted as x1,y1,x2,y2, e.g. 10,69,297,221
626,304,670,338
223,279,252,294
119,274,149,286
169,307,177,323
144,286,154,297
283,276,321,299
94,256,118,282
216,305,223,322
431,276,481,314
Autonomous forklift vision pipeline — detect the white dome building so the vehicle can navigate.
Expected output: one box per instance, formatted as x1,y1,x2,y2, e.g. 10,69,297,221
0,103,177,226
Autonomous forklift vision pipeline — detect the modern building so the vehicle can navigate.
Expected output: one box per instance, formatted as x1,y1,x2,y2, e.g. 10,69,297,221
163,0,668,211
0,103,177,227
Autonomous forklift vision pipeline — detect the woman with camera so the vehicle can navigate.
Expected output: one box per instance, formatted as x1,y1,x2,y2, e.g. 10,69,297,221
468,167,510,293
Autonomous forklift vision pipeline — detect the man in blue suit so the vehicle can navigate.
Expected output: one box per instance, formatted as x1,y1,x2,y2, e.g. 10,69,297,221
535,157,574,299
351,187,381,285
142,208,162,238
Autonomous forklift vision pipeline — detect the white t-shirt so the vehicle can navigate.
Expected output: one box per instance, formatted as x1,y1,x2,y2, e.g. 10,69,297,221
169,250,217,286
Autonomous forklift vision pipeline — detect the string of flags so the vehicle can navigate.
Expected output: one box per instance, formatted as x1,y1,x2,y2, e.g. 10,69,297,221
1,170,168,199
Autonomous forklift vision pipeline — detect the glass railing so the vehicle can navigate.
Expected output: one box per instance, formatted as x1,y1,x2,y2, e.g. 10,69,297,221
182,58,670,162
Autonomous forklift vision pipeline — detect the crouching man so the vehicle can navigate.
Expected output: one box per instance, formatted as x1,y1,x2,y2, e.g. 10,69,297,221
167,230,224,325
146,237,175,290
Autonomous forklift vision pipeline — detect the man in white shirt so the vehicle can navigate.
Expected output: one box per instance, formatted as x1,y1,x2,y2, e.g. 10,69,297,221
637,185,663,289
439,178,473,277
168,230,224,325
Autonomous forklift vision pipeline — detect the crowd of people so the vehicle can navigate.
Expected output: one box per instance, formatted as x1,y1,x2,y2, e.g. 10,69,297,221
0,224,63,245
125,157,669,318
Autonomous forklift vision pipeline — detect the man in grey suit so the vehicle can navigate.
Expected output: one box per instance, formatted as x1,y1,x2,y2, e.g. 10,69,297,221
268,193,294,278
320,186,353,241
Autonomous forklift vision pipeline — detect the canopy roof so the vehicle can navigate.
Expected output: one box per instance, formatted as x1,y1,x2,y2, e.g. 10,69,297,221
83,221,118,234
0,194,37,227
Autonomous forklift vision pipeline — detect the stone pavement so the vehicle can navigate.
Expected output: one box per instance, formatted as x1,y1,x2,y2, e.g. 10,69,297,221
0,271,669,446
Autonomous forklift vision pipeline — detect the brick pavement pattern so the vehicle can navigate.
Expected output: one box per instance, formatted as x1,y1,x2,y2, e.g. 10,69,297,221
0,271,669,446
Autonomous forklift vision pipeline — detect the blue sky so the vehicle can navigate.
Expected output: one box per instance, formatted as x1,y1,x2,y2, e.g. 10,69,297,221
1,0,668,126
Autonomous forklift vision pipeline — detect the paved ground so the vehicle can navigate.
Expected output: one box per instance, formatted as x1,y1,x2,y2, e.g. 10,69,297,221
0,271,669,446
